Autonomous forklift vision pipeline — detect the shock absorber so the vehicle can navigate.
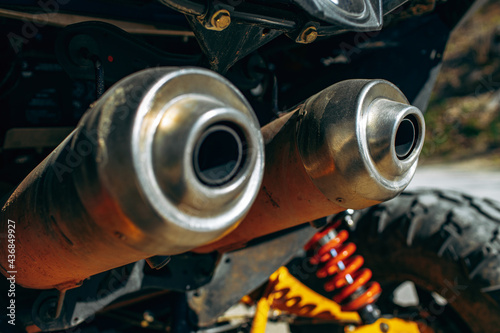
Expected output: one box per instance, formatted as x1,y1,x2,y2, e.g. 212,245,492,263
304,211,382,323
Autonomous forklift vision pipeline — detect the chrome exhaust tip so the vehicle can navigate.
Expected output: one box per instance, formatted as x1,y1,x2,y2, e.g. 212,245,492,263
146,72,265,250
297,79,425,209
365,97,425,182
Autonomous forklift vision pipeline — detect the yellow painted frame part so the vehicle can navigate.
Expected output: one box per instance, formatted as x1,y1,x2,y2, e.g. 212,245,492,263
249,267,421,333
269,266,361,322
347,318,421,333
250,266,361,333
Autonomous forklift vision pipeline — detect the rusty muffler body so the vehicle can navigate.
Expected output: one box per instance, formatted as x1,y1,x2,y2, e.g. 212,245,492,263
0,68,265,289
195,79,425,253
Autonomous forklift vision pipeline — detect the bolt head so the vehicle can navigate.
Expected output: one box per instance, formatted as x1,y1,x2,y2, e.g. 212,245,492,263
143,310,154,323
379,322,390,332
305,31,318,43
211,10,231,30
300,27,318,44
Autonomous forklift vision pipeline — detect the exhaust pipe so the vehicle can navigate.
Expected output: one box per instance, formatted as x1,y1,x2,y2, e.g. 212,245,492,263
195,79,425,253
0,67,264,290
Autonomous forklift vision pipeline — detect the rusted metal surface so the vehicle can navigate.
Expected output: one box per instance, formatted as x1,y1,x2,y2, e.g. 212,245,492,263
188,224,318,327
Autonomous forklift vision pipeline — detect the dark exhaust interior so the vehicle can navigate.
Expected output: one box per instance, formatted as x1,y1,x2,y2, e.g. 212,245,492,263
194,123,245,186
395,115,418,160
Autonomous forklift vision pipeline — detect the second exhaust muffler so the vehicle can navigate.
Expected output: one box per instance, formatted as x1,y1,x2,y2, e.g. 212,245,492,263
195,79,425,252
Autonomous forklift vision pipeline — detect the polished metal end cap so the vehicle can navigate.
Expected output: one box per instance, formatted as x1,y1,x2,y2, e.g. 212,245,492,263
296,79,425,209
99,68,264,253
140,69,264,251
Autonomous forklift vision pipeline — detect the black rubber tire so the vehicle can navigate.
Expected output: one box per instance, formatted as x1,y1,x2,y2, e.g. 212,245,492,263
350,189,500,333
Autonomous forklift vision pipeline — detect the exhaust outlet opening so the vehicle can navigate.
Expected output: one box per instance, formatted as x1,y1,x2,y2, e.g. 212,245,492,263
194,123,246,186
395,115,418,160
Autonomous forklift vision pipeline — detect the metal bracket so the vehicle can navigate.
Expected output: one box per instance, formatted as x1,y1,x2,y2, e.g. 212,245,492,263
188,224,318,327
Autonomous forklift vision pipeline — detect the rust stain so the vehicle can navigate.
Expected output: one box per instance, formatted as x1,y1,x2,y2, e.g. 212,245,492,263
263,186,280,208
50,215,74,246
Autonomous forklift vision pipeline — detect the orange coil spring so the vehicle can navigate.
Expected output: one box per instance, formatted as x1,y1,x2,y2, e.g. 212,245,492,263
304,222,382,312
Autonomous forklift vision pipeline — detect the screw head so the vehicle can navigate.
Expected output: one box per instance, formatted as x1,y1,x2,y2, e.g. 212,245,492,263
299,26,318,44
211,10,231,31
143,310,154,323
379,322,390,332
